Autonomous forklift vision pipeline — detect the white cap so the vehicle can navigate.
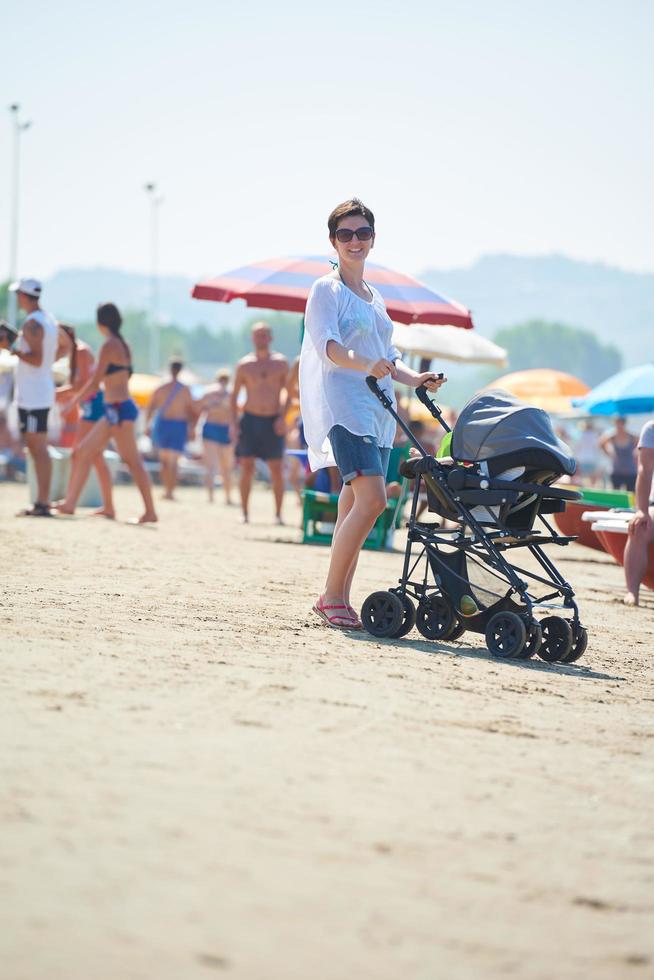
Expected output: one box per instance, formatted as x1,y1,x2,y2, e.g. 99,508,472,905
9,277,42,298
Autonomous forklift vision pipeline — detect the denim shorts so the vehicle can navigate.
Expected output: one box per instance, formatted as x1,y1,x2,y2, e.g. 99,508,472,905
328,425,391,485
81,390,105,423
104,398,139,427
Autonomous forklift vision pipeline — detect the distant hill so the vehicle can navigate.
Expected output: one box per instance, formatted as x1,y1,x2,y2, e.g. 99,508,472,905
418,254,653,367
41,255,653,366
42,267,247,331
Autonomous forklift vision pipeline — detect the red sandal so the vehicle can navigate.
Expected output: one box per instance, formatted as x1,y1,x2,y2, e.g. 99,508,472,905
345,604,363,629
312,596,359,630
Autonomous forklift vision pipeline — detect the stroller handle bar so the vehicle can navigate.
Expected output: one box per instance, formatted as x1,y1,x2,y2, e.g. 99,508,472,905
414,381,450,432
366,375,429,456
365,375,451,434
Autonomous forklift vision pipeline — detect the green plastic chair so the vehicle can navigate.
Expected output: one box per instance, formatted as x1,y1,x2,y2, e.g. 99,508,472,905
575,486,633,508
301,444,411,550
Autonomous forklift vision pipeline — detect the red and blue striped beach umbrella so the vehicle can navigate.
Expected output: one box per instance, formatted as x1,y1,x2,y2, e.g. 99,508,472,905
192,255,473,328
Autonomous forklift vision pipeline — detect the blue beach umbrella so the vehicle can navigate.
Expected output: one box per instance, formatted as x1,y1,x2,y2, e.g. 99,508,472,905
572,363,654,415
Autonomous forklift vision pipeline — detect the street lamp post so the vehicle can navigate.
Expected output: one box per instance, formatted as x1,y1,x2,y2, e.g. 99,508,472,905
7,103,32,327
144,182,163,374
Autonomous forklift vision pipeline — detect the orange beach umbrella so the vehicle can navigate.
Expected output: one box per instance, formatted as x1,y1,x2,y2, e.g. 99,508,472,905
486,369,590,413
129,373,162,408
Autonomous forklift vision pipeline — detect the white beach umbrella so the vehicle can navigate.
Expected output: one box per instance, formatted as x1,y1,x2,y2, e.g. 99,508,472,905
1,351,71,386
392,322,508,366
52,356,70,385
0,349,17,374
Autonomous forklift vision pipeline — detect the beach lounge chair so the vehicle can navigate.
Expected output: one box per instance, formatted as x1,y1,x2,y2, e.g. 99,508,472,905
301,444,411,550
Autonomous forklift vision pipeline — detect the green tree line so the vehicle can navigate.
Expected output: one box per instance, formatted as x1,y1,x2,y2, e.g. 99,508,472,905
73,310,305,374
2,280,621,390
481,319,622,388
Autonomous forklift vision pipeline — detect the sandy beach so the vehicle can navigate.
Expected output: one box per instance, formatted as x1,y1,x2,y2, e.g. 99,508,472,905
1,480,653,980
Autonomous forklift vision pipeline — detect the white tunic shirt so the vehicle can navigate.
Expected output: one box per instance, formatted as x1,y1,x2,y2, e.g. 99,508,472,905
299,274,400,471
15,308,58,410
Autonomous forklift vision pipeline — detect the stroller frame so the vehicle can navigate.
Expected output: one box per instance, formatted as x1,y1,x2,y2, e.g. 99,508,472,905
363,378,587,662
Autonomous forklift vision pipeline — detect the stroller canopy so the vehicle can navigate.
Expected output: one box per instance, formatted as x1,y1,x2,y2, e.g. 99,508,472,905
451,389,576,476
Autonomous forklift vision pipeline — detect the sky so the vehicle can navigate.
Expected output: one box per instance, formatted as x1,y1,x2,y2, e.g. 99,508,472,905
1,0,652,283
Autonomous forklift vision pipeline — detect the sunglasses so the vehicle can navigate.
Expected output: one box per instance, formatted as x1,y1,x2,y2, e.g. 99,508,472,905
334,226,374,243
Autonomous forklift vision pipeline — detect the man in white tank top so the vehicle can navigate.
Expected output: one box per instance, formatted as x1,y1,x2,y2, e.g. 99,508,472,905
7,278,58,515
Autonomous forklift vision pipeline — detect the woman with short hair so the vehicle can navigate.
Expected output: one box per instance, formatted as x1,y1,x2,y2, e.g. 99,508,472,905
300,198,446,629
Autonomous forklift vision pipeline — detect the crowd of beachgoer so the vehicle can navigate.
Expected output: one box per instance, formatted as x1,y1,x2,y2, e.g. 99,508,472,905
0,280,305,525
566,418,639,491
0,278,439,530
2,223,653,614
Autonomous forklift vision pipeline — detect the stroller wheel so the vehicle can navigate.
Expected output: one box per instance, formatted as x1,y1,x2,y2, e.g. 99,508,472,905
416,595,456,641
560,624,588,664
519,621,543,660
446,618,466,641
390,594,417,639
538,616,573,663
485,612,527,658
361,591,404,638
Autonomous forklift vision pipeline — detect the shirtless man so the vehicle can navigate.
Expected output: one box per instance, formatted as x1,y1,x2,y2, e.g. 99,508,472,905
145,359,195,501
197,368,234,504
231,322,289,524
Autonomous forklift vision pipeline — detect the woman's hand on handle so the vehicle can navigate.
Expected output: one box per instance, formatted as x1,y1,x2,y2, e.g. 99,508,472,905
325,341,395,377
392,360,446,390
414,371,447,392
367,358,397,380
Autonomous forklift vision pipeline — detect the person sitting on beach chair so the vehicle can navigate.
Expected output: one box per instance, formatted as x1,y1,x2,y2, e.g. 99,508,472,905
623,419,654,606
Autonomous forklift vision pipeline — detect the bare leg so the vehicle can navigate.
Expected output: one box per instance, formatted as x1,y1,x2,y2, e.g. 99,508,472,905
322,475,387,604
239,457,255,521
24,431,52,505
217,444,234,504
112,423,157,522
331,485,358,605
76,420,115,517
203,440,219,502
287,456,304,503
623,518,654,606
159,449,179,500
56,420,111,513
159,456,171,499
92,451,116,517
267,458,285,522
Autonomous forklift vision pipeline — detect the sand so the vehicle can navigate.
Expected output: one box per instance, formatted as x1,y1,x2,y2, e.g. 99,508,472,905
1,480,653,980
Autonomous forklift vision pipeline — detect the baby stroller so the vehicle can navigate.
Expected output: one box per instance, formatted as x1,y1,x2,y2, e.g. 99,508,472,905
361,378,588,663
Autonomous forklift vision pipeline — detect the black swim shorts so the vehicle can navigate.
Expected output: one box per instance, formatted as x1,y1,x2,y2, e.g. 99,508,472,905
18,407,49,434
235,412,284,460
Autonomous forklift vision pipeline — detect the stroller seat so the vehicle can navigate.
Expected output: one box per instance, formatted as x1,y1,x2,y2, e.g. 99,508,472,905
400,455,520,523
401,388,579,532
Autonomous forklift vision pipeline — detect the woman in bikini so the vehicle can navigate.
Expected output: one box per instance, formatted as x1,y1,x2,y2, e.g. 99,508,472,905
196,368,234,504
599,417,638,492
55,323,115,517
55,303,157,523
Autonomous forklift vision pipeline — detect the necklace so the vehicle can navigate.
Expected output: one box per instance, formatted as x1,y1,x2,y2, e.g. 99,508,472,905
337,265,372,301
